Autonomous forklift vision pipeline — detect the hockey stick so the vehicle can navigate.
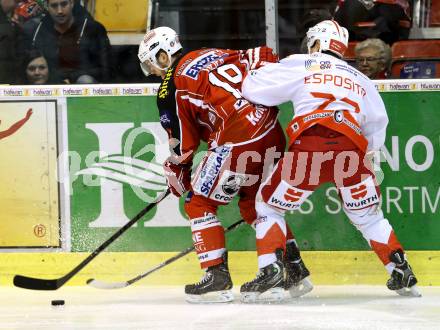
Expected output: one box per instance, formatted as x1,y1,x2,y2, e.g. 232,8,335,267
13,190,171,291
86,218,246,289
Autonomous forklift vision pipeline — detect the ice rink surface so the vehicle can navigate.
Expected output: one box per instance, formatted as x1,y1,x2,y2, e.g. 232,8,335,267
0,285,438,330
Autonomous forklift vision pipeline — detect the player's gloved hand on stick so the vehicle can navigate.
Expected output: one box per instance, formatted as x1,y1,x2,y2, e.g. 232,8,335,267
163,157,192,197
246,46,279,69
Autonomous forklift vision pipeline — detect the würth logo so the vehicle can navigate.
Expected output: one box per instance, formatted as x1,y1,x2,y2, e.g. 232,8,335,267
284,188,303,202
350,185,367,200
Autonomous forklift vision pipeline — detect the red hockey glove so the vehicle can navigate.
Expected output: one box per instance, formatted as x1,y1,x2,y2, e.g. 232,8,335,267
163,158,192,197
246,46,279,69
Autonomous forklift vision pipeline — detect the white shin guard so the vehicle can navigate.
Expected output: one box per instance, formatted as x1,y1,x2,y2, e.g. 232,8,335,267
255,201,287,269
343,206,393,245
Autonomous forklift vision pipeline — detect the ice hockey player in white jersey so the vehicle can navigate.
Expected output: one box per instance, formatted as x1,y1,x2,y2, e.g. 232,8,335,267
240,20,420,302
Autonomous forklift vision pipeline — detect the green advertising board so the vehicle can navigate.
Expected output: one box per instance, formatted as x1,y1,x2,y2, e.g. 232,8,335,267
68,91,440,252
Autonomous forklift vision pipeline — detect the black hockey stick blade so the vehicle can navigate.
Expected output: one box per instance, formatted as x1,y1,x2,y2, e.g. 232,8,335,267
13,190,171,290
87,218,245,289
13,276,64,291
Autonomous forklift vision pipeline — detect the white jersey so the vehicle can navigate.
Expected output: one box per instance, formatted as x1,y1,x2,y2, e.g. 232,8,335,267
242,52,388,151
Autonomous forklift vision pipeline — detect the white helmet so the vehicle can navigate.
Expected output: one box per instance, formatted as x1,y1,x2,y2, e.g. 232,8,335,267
138,26,182,76
306,20,349,58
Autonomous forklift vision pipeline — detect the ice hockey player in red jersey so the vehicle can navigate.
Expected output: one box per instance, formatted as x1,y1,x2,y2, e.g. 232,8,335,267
138,26,313,303
241,20,420,301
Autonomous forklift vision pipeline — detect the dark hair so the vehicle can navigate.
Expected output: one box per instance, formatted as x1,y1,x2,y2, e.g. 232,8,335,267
19,48,58,84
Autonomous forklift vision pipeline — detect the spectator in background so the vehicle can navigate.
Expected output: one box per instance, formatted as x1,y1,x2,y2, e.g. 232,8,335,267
301,8,333,36
19,48,61,84
334,0,412,45
20,0,111,83
298,8,333,54
12,0,44,27
355,38,391,79
0,0,20,84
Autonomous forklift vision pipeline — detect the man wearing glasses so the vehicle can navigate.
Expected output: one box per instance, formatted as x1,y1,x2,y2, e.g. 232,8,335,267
354,38,391,79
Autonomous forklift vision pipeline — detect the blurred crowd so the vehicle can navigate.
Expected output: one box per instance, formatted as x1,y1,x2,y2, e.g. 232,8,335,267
298,0,411,79
1,0,437,85
1,0,110,85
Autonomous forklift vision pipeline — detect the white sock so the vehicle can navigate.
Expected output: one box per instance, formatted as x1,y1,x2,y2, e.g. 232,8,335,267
258,253,276,269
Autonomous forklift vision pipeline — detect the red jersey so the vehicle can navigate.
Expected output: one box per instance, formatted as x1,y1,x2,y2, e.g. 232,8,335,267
156,48,279,164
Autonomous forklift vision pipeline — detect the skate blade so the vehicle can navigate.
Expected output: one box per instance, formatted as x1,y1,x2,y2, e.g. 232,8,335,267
185,290,234,304
396,285,422,297
241,287,285,304
288,276,314,298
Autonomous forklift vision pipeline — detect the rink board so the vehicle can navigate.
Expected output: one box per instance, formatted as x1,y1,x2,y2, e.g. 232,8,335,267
0,101,60,247
66,84,440,253
0,81,439,252
0,251,438,286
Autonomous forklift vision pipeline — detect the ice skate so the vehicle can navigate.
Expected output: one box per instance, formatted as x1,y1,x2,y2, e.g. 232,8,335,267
386,249,421,297
284,241,313,298
185,252,233,303
240,249,285,303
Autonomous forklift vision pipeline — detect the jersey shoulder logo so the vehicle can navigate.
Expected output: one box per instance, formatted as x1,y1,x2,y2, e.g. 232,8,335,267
305,59,320,71
182,50,226,80
320,61,332,70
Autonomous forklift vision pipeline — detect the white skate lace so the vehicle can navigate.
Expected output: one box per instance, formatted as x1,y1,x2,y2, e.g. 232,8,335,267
249,270,265,283
195,271,212,286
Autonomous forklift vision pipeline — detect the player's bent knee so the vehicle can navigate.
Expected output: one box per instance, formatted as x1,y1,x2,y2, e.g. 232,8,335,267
344,204,382,226
184,193,218,219
261,180,313,212
255,200,284,219
339,176,380,212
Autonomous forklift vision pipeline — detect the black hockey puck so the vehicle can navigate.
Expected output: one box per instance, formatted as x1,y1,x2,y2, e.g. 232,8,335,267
51,300,65,306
